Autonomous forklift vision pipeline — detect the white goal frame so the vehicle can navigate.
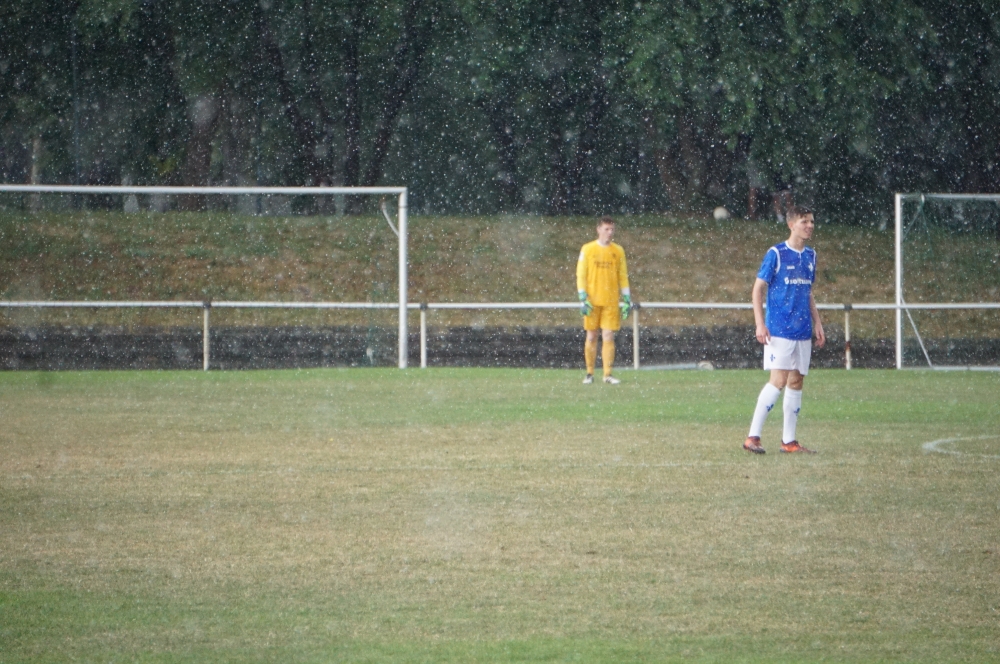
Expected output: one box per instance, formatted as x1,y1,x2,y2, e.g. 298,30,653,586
894,193,1000,369
0,184,411,368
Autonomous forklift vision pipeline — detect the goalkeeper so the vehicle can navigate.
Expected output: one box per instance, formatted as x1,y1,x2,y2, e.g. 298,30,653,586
577,216,632,385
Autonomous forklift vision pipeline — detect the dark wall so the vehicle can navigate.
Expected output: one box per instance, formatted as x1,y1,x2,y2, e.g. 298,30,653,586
4,325,994,371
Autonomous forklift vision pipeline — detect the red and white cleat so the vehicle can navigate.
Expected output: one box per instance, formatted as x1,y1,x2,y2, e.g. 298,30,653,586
780,440,816,454
743,436,766,454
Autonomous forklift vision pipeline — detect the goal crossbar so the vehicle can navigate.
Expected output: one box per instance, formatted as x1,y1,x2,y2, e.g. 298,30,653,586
897,193,1000,202
0,184,405,196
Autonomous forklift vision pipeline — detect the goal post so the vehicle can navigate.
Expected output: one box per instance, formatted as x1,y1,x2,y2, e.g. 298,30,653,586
0,184,411,368
894,192,1000,369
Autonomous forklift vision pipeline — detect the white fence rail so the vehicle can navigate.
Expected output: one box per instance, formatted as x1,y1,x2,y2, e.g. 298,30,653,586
2,300,998,370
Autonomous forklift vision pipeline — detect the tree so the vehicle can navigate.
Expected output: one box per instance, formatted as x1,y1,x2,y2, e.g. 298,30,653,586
253,0,441,194
625,0,927,217
4,0,999,222
450,0,640,214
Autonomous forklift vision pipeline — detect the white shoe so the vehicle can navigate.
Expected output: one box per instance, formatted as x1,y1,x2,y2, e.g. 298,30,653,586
603,376,620,385
583,374,594,384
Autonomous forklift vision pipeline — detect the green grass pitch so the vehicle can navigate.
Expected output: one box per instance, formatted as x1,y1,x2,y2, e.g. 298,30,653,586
1,368,999,662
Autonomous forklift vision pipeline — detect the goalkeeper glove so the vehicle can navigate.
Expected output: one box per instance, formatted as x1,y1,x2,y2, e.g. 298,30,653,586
578,290,593,316
620,294,632,320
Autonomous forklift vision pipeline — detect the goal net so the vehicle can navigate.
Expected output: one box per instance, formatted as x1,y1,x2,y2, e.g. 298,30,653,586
895,193,1000,369
0,185,410,368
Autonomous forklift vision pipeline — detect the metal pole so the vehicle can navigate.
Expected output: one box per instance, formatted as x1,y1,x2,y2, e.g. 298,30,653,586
203,302,211,371
632,303,640,370
420,304,427,369
70,11,81,190
398,190,408,368
895,193,903,369
844,304,852,370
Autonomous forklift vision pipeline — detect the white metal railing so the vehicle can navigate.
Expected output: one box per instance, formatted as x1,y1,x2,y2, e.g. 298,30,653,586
2,299,998,370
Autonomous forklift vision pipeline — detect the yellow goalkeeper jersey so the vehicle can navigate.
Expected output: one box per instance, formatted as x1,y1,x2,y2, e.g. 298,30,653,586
576,240,629,306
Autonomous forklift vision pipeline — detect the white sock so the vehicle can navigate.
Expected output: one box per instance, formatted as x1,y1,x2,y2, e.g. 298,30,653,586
782,388,803,444
749,383,782,438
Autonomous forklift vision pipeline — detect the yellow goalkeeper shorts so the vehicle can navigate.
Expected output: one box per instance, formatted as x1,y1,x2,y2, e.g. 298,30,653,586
583,304,620,331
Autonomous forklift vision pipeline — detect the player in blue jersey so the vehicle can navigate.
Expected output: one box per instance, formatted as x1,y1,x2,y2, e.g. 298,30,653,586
743,205,826,454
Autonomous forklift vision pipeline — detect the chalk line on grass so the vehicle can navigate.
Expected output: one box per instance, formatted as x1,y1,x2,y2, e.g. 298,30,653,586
922,435,1000,459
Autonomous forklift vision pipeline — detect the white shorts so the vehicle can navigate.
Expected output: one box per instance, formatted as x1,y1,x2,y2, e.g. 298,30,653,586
763,336,812,375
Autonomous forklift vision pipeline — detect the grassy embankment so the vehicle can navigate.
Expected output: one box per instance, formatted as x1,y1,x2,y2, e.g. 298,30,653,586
1,210,997,336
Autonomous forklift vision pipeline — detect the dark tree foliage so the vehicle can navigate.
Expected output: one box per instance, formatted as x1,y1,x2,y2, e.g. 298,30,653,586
1,0,998,221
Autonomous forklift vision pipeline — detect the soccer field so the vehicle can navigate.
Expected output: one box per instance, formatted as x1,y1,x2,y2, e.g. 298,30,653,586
1,368,998,662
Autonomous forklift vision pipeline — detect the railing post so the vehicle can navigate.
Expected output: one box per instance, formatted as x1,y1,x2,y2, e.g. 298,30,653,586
844,303,852,370
420,303,428,369
632,302,640,370
202,301,211,371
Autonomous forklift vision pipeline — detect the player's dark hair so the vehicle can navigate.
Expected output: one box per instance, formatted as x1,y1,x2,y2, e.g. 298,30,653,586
787,205,813,220
597,216,616,226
